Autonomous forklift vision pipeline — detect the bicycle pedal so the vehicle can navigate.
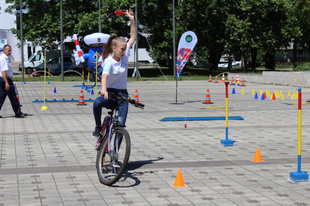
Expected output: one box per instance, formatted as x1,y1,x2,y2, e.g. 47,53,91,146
112,164,121,168
112,160,120,168
94,142,99,150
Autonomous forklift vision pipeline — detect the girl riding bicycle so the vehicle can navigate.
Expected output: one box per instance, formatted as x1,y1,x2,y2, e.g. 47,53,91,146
92,9,136,138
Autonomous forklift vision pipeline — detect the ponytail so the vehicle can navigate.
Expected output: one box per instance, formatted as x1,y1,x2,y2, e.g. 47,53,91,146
102,34,117,60
101,33,127,60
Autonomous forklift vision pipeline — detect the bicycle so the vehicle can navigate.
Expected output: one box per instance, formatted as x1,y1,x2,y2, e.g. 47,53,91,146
94,92,144,185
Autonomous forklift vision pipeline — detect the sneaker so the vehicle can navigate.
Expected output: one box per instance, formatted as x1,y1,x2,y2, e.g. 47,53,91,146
112,160,120,168
15,113,28,118
92,126,101,138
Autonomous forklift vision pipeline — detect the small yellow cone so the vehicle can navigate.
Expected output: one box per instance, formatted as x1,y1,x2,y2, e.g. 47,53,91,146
172,170,187,187
281,94,284,100
241,89,244,95
252,148,264,162
252,89,255,95
288,91,291,96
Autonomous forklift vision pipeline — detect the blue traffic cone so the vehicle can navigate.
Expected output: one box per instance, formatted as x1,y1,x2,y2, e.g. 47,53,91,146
91,89,94,95
261,93,265,100
85,86,88,91
232,88,236,94
53,87,57,93
254,92,258,99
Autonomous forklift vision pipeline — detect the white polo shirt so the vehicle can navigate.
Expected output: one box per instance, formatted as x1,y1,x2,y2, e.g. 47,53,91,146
0,52,13,77
102,43,130,90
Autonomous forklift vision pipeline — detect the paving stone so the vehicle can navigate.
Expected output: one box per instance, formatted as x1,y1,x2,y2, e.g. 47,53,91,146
1,81,310,205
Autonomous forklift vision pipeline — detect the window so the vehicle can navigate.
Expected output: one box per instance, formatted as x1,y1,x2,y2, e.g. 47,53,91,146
34,54,41,61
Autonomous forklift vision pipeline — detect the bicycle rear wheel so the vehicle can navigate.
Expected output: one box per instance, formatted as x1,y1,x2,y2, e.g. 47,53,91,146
96,127,130,185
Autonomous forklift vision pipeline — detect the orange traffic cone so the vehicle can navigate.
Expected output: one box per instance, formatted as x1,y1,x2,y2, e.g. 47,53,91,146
240,77,246,86
252,148,264,162
134,89,139,103
214,75,219,83
77,90,87,106
208,74,213,82
221,73,225,82
202,89,213,104
230,77,234,85
172,170,186,187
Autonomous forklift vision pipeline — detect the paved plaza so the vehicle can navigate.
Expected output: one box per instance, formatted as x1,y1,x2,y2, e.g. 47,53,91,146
1,79,310,206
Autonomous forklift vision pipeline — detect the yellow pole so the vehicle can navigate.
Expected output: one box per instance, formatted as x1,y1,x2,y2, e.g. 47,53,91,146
88,67,90,88
23,67,26,84
82,67,84,87
297,88,302,172
41,51,48,110
48,64,50,84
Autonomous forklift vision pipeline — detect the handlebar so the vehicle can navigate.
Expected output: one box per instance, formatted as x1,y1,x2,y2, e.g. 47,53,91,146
98,92,145,109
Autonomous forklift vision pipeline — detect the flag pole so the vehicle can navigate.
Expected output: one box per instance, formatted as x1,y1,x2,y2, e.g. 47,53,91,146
176,78,178,103
173,0,176,103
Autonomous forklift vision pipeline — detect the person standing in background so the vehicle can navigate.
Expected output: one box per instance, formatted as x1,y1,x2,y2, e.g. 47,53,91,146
0,45,27,118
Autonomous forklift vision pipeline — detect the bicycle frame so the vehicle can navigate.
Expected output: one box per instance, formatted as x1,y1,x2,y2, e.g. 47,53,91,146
96,108,121,153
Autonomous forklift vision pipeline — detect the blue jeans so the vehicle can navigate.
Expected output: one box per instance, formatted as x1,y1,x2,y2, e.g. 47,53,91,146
93,88,128,127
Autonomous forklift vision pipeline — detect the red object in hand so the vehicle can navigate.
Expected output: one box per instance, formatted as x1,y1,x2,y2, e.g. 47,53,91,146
115,10,125,16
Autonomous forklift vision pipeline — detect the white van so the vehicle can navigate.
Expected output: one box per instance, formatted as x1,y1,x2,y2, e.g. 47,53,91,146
19,50,73,74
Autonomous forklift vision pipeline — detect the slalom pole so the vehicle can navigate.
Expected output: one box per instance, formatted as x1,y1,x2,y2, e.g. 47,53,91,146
87,67,90,89
290,88,308,182
41,51,48,110
48,65,51,84
221,82,234,146
176,78,178,103
82,66,84,89
23,67,26,84
95,52,98,99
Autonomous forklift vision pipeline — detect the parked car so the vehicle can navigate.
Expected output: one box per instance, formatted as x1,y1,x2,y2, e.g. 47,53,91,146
35,57,73,74
19,50,74,74
69,62,84,73
218,57,242,68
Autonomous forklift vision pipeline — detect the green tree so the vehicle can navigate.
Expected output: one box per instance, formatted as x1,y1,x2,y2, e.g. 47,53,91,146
180,0,230,70
289,0,310,68
240,0,294,70
134,1,181,74
5,0,301,74
5,0,135,49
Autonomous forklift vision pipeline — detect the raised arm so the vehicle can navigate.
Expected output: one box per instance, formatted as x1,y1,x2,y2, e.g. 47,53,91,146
125,8,136,48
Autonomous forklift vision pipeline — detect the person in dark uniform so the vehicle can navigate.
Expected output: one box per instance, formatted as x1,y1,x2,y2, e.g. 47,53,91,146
0,45,27,118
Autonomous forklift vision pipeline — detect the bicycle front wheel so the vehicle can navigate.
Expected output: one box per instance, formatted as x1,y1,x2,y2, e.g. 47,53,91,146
96,127,131,185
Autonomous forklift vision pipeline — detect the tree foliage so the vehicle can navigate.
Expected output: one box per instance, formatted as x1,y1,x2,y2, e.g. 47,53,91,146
5,0,310,71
